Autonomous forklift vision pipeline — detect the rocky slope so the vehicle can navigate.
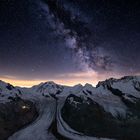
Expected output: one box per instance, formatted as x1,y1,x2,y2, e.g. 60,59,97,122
0,76,140,140
0,97,38,140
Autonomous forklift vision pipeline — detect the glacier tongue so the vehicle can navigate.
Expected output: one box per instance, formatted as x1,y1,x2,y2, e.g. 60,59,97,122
0,76,140,140
8,96,113,140
8,98,57,140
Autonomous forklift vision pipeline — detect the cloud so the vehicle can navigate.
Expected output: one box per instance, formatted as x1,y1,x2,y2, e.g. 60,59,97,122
56,70,122,86
0,69,123,87
57,70,98,79
0,75,17,80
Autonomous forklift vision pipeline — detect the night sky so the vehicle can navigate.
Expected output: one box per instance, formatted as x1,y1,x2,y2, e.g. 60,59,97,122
0,0,140,86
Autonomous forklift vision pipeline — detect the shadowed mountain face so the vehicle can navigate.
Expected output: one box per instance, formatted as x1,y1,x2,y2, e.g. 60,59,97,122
0,98,38,140
61,94,140,140
0,76,140,140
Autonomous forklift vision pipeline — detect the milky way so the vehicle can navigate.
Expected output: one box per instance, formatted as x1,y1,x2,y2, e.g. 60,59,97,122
0,0,140,86
41,0,140,74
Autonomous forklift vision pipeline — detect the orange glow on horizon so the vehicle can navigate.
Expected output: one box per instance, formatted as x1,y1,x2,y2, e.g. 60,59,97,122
0,71,122,87
0,77,99,87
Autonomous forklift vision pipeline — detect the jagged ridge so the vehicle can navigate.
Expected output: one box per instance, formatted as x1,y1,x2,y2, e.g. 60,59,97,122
0,76,140,140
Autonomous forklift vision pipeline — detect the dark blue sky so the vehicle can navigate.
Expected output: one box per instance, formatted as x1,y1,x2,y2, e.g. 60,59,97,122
0,0,140,86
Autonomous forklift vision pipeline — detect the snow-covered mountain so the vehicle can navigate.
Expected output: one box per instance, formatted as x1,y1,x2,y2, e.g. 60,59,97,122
0,80,23,103
0,76,140,140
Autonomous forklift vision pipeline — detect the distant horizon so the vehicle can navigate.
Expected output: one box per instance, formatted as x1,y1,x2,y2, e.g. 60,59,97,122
0,1,140,140
1,74,140,88
0,0,139,88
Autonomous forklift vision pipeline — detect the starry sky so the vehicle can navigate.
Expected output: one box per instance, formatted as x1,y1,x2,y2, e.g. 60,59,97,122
0,0,140,87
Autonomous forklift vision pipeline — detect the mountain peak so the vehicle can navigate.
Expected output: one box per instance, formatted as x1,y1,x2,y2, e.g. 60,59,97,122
39,81,58,86
0,80,8,86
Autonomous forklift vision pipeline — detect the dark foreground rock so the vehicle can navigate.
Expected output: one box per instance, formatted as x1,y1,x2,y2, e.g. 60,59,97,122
0,76,140,140
61,94,140,140
0,98,38,140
